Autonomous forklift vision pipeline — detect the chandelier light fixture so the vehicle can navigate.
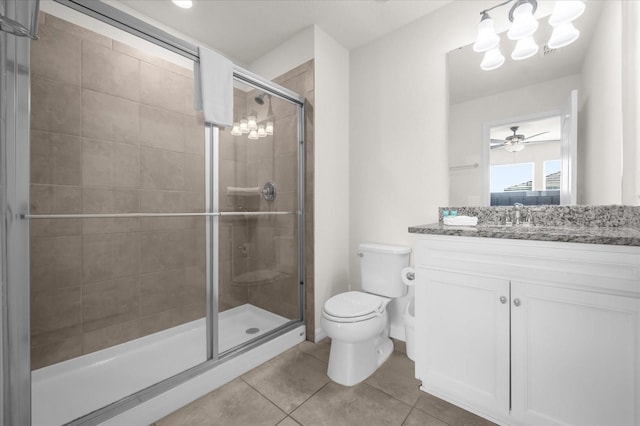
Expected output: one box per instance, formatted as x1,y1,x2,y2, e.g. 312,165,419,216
230,95,275,140
473,0,585,71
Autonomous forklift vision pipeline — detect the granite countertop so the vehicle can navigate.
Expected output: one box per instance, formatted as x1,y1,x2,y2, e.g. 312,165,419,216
408,205,640,247
408,223,640,246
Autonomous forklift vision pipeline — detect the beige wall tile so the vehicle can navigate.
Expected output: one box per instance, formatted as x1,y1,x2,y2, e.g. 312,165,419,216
83,276,140,332
83,319,141,354
31,184,81,214
31,286,82,334
140,230,185,273
112,40,193,78
113,143,140,188
184,113,205,155
30,236,82,292
31,76,81,136
184,191,205,213
83,138,112,187
30,131,51,185
184,266,206,307
140,148,185,190
43,13,112,47
184,154,205,192
31,218,82,238
82,40,140,101
82,89,139,144
140,105,185,152
139,190,184,213
184,228,206,268
30,326,83,370
83,233,139,283
31,23,81,86
141,62,192,114
82,218,140,235
140,269,185,317
141,307,188,337
31,131,83,186
82,188,139,214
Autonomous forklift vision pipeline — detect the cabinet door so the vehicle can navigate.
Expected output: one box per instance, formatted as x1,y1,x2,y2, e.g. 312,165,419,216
416,268,510,418
511,281,640,426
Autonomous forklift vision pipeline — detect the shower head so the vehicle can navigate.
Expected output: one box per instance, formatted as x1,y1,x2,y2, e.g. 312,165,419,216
254,93,268,105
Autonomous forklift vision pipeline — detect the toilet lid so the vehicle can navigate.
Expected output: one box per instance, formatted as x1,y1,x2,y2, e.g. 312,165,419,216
324,291,383,318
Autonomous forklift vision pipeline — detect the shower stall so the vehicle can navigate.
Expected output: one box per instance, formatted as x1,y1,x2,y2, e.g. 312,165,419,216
1,1,307,425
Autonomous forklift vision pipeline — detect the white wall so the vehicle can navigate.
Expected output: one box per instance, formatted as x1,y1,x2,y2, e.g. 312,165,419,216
313,28,350,341
249,26,350,342
248,26,314,80
449,75,580,206
580,0,623,204
349,1,495,337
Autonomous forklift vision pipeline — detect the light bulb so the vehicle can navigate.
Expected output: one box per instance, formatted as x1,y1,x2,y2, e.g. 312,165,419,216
505,142,525,152
473,13,500,53
230,122,242,136
480,46,505,71
549,1,585,26
247,115,258,131
257,125,267,138
248,129,259,140
511,36,539,60
508,1,539,41
265,121,274,135
239,118,249,134
548,21,580,49
171,0,193,9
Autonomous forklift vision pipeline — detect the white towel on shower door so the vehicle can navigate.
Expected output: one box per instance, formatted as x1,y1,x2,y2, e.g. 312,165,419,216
194,46,234,127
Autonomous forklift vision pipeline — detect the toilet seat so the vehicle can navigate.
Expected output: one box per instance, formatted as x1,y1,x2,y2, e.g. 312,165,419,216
323,291,385,323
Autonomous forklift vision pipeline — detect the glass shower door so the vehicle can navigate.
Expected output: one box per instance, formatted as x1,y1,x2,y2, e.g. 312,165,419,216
28,13,208,425
216,80,301,354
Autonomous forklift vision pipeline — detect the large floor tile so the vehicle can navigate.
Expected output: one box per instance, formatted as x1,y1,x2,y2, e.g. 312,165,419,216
277,417,302,426
156,378,286,426
366,351,421,405
415,392,497,426
242,347,330,413
291,381,412,426
402,408,449,426
297,338,331,363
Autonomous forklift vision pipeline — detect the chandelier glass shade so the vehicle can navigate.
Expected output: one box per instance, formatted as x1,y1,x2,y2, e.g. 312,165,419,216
481,46,505,71
230,95,275,139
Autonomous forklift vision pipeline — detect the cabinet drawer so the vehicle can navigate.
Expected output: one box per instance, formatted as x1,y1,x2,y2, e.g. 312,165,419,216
414,234,640,297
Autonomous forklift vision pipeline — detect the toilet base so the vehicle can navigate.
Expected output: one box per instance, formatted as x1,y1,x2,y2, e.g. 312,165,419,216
327,335,394,386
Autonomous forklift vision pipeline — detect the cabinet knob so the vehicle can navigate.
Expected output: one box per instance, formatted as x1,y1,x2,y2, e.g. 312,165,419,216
513,298,521,307
499,296,507,304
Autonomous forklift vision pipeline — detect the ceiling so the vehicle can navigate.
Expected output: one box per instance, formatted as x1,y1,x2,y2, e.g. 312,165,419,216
111,0,452,65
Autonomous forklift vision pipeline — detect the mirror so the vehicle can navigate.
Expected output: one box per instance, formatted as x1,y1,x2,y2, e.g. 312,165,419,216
448,0,624,206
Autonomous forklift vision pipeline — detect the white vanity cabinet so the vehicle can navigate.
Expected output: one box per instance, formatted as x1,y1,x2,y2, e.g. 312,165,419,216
414,234,640,426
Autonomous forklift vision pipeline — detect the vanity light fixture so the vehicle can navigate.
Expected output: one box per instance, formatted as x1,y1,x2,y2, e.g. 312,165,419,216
171,0,193,9
473,0,585,70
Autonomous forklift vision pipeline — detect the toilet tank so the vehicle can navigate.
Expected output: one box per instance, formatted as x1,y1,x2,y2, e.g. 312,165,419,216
359,243,411,297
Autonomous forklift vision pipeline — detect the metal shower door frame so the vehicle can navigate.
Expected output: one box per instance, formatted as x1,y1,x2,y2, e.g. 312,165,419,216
0,0,307,424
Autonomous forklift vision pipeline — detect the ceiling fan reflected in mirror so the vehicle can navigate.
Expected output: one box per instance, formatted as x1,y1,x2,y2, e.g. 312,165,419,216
490,125,556,152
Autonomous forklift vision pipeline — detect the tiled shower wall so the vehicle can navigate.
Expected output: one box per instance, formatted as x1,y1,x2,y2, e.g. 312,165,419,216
29,12,315,369
29,13,206,369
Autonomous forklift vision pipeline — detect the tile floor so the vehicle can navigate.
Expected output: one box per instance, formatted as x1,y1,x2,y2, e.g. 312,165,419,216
154,339,496,426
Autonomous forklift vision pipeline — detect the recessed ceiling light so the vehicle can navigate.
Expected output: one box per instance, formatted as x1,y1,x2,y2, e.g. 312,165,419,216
171,0,193,9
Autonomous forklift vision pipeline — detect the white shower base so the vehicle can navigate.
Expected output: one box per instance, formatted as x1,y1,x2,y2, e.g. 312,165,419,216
32,304,299,426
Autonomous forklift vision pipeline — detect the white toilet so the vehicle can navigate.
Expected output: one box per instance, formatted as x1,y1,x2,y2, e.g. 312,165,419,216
321,242,411,386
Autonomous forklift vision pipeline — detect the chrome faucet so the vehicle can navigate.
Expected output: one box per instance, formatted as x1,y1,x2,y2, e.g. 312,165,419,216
513,203,524,225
